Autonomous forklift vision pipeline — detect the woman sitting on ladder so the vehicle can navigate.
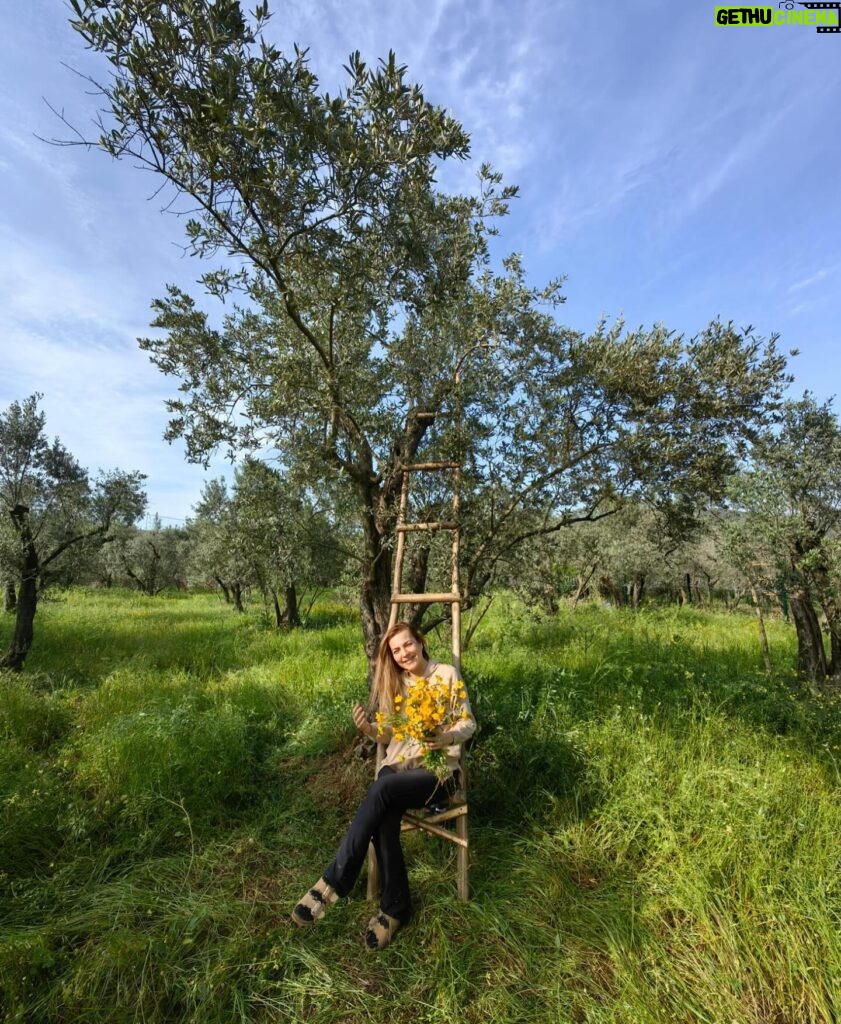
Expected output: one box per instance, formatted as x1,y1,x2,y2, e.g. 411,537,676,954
292,621,476,949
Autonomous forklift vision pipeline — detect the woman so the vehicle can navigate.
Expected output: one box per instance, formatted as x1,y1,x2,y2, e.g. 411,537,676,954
291,622,476,949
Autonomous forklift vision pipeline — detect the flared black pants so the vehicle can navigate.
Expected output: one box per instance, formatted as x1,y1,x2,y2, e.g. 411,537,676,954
323,765,454,922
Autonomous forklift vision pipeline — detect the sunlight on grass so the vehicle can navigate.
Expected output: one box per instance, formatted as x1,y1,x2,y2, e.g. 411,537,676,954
2,590,840,1023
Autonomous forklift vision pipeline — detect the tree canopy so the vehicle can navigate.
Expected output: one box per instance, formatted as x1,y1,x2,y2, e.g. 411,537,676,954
65,0,791,661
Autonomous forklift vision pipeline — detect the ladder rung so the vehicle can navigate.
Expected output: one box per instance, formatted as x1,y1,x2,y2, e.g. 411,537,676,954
391,592,460,604
404,461,460,471
396,522,458,533
401,814,468,846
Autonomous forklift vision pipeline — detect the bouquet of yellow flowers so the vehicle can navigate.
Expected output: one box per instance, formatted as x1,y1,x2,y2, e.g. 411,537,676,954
375,673,470,781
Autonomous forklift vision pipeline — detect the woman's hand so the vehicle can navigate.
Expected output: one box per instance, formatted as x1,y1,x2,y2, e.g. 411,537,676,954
425,731,454,751
352,702,371,737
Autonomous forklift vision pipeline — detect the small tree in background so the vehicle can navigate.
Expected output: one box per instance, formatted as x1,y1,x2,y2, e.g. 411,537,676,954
725,396,841,683
188,462,344,624
188,478,252,610
0,395,146,671
101,517,190,594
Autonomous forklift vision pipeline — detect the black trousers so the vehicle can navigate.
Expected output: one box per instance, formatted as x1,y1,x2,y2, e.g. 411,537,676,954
322,765,454,922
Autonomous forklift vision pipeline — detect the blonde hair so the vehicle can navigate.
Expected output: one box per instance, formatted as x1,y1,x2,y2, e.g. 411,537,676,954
370,622,429,713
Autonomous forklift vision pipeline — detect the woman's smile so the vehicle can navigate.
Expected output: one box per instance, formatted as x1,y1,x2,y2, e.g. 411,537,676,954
389,630,427,675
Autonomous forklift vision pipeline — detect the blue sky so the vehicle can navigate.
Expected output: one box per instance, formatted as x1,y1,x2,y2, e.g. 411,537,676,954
2,0,839,523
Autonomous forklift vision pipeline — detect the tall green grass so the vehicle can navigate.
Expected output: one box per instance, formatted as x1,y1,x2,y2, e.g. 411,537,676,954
2,591,840,1022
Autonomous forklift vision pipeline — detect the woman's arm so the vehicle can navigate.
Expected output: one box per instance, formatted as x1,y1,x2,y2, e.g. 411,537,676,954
352,702,393,744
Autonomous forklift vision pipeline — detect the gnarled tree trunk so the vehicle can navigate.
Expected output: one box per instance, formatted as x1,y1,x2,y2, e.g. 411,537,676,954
283,584,301,627
1,516,39,672
214,576,232,603
629,573,645,611
789,591,827,681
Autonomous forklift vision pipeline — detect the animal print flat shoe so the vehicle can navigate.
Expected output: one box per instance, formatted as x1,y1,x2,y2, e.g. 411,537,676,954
365,911,402,949
291,877,338,927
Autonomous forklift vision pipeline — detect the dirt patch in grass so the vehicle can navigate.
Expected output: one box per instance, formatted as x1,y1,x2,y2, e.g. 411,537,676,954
306,749,370,810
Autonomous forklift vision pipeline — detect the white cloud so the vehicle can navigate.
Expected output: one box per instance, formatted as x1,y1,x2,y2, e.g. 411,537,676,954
0,223,226,521
788,265,838,294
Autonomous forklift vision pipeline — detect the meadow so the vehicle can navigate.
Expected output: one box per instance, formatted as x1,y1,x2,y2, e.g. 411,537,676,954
2,589,840,1023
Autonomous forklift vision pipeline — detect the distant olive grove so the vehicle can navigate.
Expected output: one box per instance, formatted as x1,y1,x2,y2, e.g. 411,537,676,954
5,387,841,688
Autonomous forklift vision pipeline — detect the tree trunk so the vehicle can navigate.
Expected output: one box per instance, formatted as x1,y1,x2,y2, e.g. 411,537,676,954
4,580,16,613
1,507,39,672
829,629,841,680
214,576,232,603
597,574,623,607
283,583,301,627
405,542,431,630
360,553,392,669
684,573,693,604
750,585,772,673
629,573,645,611
789,592,827,681
816,594,841,678
232,583,245,613
145,540,160,595
776,580,789,621
571,561,598,610
358,483,394,672
802,558,841,679
464,594,494,649
1,566,38,673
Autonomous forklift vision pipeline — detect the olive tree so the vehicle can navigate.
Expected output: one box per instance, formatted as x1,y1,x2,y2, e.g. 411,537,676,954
189,460,344,624
0,395,146,670
187,478,252,610
101,517,190,594
63,0,791,663
726,396,841,683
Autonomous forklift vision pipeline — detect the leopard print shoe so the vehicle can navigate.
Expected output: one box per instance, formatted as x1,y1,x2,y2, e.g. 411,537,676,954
365,911,402,950
291,877,338,927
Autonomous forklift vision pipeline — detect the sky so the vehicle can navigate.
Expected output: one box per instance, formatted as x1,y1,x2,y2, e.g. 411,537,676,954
2,0,840,524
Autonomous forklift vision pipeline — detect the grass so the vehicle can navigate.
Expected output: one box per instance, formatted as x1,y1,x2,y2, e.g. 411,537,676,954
2,590,841,1022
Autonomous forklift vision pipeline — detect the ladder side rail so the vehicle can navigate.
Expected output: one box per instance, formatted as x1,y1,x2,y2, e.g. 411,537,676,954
369,455,467,901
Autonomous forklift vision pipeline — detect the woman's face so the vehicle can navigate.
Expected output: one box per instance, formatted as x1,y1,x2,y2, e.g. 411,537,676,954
388,629,427,675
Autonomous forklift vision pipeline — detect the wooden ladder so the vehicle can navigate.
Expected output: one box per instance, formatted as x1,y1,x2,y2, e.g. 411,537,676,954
366,454,470,901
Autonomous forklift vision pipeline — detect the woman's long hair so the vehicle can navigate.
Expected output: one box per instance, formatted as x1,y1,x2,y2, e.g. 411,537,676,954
369,622,429,713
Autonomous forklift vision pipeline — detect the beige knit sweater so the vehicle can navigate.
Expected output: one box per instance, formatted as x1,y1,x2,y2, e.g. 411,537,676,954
379,661,476,776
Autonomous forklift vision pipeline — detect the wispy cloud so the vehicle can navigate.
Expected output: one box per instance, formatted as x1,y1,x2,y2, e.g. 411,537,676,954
0,224,226,520
788,265,838,293
275,0,558,183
